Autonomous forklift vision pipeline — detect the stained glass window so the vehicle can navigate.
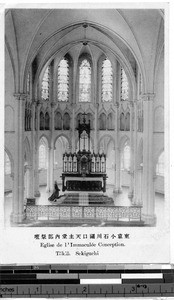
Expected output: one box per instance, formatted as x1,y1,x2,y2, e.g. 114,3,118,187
79,59,91,102
102,58,113,102
156,152,164,176
58,58,69,102
41,66,50,101
121,67,129,100
5,152,11,175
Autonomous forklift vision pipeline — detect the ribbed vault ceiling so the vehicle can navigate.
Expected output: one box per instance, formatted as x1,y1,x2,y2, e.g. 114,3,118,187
5,8,163,92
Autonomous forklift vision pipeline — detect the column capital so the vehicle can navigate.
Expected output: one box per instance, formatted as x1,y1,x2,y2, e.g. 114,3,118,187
141,93,155,102
14,93,27,101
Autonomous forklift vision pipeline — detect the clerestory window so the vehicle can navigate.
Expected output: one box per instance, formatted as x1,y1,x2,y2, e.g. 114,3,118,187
121,67,129,101
57,58,69,102
79,59,91,102
102,58,113,102
41,66,50,101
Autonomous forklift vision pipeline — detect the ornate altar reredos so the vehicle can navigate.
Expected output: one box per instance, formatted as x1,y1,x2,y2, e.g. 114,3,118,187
62,113,107,192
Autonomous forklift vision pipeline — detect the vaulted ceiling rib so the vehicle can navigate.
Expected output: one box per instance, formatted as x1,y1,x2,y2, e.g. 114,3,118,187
5,9,163,93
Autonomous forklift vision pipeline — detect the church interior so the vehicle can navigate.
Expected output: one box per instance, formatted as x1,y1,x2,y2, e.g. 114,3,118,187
4,8,165,227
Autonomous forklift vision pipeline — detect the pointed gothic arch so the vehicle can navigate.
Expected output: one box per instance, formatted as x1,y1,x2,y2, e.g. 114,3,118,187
55,111,62,130
99,113,107,130
4,148,14,176
45,112,50,130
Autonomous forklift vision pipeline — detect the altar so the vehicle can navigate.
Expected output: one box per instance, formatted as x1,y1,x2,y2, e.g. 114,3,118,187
61,113,108,202
62,159,107,192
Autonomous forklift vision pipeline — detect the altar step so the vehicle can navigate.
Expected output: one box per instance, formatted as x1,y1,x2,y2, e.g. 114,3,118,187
79,193,88,206
62,193,114,206
26,219,145,227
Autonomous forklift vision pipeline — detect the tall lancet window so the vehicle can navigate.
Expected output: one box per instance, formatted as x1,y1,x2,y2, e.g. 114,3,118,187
121,67,129,101
102,58,113,102
41,66,50,101
57,58,69,102
79,59,91,102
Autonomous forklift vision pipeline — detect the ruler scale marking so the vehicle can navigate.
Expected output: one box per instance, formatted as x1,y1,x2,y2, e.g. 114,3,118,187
1,266,174,298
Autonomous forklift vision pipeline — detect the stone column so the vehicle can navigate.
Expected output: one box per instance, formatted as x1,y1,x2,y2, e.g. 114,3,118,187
114,147,122,194
142,93,156,225
72,59,78,152
48,102,55,193
132,100,139,205
10,172,14,224
34,102,41,197
47,145,54,193
27,165,33,198
113,102,121,194
94,105,98,153
71,104,76,152
30,100,36,198
128,100,134,199
136,166,143,205
24,165,31,201
93,58,98,153
34,148,40,197
11,93,26,223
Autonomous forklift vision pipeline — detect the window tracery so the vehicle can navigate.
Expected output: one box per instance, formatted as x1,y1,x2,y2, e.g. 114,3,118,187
121,67,129,101
41,66,50,101
57,58,69,102
79,59,91,102
102,58,113,102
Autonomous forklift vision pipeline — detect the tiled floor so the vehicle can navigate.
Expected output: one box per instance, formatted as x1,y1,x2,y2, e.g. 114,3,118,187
4,185,166,227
